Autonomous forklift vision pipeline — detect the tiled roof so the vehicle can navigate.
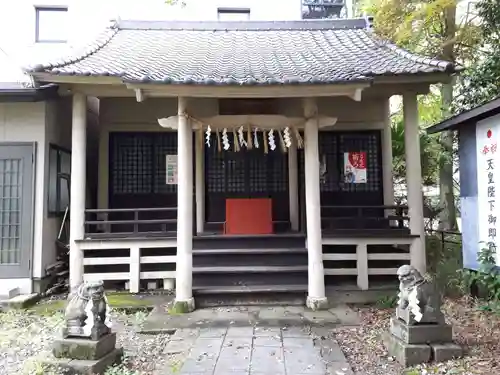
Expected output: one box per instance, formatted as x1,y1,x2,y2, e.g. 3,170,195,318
27,18,455,86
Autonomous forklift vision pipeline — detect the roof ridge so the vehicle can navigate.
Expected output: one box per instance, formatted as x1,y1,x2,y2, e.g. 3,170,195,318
379,40,454,71
26,20,119,74
116,18,371,31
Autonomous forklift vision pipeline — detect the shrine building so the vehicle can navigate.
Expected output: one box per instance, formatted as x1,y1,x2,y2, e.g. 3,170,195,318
24,18,455,310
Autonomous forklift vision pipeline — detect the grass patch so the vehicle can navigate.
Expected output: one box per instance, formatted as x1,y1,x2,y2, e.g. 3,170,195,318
27,293,156,316
28,300,65,316
106,293,154,308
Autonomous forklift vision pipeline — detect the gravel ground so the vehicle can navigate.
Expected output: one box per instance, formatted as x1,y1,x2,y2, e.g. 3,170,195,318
332,297,500,375
0,308,174,375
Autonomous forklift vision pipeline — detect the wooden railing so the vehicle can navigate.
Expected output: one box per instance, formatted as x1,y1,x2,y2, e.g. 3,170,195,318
84,208,178,238
321,205,410,231
79,238,177,293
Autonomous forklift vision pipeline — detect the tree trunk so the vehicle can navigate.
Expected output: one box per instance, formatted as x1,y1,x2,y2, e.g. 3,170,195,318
438,3,458,231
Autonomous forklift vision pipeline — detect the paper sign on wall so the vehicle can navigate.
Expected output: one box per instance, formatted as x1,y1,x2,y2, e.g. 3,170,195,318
166,155,178,185
344,151,367,183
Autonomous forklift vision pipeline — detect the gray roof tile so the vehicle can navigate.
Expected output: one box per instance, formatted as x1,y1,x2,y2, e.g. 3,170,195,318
27,19,455,85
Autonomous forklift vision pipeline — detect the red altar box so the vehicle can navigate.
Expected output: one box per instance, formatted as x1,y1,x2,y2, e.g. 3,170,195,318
225,198,273,235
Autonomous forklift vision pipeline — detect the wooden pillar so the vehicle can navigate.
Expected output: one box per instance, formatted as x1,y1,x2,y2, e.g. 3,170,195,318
174,97,195,311
195,128,205,234
382,98,394,208
288,142,299,231
403,92,426,274
69,93,87,291
303,97,328,310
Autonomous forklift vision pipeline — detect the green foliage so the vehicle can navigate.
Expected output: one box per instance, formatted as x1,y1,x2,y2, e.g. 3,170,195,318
376,295,398,309
361,0,481,62
455,0,500,110
461,243,500,314
425,232,466,296
391,92,443,186
104,354,141,375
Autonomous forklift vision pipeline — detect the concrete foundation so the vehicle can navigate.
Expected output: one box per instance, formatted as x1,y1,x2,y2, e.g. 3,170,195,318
44,347,123,375
390,317,453,344
384,317,463,366
53,333,117,361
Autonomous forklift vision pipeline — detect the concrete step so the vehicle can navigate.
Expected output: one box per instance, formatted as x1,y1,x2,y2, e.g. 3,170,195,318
192,248,306,255
193,265,308,273
193,252,307,267
193,271,308,288
195,292,307,307
193,284,308,294
193,234,306,250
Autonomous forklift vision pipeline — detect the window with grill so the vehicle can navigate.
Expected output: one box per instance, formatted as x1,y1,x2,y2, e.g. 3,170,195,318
0,158,22,264
48,145,71,215
110,133,178,195
205,132,288,194
299,131,382,192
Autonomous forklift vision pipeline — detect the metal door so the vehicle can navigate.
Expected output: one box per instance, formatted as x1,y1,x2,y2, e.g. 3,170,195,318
0,143,34,278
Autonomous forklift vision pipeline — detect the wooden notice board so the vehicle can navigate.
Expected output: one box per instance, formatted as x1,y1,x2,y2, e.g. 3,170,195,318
225,198,273,235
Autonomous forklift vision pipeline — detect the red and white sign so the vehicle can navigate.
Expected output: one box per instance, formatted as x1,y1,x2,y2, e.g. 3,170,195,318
477,115,500,265
344,151,367,184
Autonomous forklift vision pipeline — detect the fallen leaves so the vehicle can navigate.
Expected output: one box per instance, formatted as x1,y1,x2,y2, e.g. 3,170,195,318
332,297,500,375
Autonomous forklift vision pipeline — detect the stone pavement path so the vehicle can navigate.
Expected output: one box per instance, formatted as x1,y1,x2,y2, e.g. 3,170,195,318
155,325,353,375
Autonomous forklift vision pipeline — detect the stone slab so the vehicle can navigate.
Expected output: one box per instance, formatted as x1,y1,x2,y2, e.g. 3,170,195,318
254,336,282,347
250,346,285,373
53,333,117,360
163,339,195,354
42,347,123,375
8,287,20,299
317,338,347,363
431,343,463,362
328,305,360,326
383,332,431,367
302,310,338,324
6,293,40,309
327,361,355,375
390,317,453,344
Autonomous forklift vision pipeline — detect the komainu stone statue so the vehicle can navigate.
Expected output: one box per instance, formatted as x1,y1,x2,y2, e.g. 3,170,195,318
383,265,462,366
63,281,111,340
396,264,445,325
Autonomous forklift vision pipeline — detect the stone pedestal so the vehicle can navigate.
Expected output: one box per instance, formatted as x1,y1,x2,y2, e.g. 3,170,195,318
42,281,123,374
44,333,123,374
384,317,462,366
383,265,464,366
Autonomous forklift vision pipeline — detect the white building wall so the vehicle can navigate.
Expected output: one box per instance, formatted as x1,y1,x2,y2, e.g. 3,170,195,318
0,0,304,68
0,100,72,295
0,103,45,294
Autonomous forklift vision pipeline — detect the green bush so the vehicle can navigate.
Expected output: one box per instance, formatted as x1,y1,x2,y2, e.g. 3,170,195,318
425,232,467,297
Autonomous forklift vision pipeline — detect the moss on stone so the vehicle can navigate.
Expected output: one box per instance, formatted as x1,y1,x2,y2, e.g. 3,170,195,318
168,300,194,315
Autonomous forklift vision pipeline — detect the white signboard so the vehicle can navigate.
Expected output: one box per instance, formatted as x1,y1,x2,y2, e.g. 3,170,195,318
476,115,500,265
165,155,178,185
